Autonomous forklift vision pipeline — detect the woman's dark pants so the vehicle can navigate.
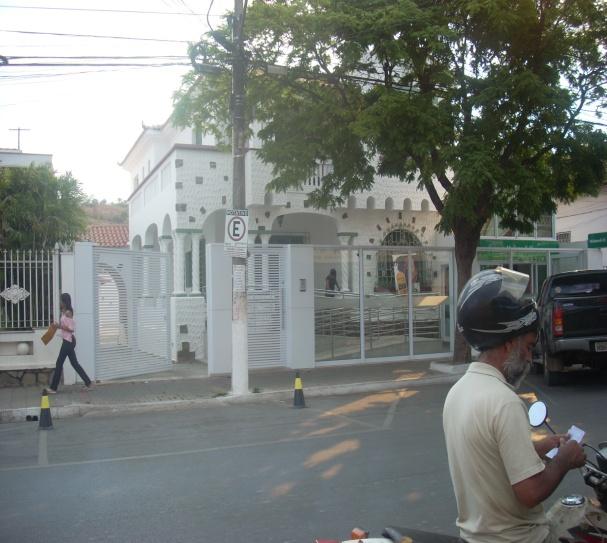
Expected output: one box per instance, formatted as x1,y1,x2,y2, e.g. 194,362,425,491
50,339,91,391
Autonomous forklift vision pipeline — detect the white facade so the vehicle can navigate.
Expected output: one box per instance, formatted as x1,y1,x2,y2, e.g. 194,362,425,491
0,148,52,168
122,120,446,363
556,184,607,242
556,184,607,268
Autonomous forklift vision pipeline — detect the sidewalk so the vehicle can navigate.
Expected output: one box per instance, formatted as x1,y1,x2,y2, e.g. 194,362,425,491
0,359,465,423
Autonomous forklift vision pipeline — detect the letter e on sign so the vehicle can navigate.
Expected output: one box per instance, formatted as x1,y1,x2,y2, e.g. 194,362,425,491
224,209,249,257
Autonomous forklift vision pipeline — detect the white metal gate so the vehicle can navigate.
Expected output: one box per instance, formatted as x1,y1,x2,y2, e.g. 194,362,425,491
247,246,286,367
94,247,171,380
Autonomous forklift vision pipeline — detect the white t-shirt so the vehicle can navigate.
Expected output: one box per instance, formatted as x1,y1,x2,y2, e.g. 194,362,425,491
443,362,548,543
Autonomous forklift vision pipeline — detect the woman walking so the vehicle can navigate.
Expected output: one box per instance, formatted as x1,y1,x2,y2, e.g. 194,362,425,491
48,293,92,393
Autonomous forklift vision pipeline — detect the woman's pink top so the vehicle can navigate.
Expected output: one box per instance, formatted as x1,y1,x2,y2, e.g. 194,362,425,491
60,314,75,342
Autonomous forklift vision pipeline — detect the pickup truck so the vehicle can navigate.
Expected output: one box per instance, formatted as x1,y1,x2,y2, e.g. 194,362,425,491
536,270,607,385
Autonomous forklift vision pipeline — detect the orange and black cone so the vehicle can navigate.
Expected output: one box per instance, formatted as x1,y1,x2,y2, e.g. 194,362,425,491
293,371,306,408
39,389,53,430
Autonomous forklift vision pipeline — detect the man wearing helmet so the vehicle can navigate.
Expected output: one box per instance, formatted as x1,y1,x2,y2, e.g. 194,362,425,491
443,267,586,543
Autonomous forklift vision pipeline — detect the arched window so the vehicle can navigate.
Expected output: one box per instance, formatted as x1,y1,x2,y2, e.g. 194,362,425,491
421,199,430,212
376,229,423,292
403,198,412,211
347,196,357,209
264,192,273,206
385,197,394,211
366,196,375,210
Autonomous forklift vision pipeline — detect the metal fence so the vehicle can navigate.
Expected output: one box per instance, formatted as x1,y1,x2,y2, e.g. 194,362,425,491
0,249,58,330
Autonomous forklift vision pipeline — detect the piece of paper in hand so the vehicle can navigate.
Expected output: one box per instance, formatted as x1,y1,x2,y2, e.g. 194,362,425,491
546,425,585,459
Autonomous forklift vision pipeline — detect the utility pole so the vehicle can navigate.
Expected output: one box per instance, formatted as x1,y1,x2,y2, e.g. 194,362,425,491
230,0,249,395
9,127,30,150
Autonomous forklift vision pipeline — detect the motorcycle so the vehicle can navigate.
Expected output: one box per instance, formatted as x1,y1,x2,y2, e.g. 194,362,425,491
315,401,607,543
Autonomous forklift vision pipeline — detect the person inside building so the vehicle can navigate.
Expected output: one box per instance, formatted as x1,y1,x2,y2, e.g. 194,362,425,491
443,267,586,543
325,268,340,297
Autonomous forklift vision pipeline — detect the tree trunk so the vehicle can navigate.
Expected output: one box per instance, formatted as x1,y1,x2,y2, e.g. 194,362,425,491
452,223,483,364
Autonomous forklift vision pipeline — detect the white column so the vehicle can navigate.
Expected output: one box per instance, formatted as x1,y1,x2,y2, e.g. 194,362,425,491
173,232,186,295
259,232,271,291
191,233,202,295
142,244,153,297
337,233,357,292
159,237,171,297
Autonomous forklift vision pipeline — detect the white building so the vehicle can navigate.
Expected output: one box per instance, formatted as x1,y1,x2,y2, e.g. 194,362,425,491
556,184,607,268
0,148,52,168
121,119,449,365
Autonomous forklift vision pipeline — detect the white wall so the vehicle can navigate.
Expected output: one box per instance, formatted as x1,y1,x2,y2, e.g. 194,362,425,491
557,186,607,242
206,243,233,374
285,246,315,369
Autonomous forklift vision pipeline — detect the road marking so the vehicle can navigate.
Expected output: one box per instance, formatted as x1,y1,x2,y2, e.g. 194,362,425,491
383,397,401,429
37,431,48,466
0,426,384,473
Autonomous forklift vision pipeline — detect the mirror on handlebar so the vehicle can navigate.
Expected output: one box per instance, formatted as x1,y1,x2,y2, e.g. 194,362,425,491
528,401,548,428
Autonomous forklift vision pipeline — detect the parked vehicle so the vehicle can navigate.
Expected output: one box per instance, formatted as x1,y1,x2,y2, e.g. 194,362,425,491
535,270,607,385
314,402,607,543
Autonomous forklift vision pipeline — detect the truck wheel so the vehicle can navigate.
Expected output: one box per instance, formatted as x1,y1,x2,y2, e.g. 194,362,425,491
543,351,564,386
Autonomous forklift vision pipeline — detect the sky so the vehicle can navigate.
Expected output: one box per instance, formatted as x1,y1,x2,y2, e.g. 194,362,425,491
1,0,232,202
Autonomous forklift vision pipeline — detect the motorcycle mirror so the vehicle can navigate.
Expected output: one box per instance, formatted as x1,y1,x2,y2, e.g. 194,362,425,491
528,401,548,428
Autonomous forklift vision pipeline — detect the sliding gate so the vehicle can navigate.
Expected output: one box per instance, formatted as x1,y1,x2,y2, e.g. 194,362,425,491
93,247,171,380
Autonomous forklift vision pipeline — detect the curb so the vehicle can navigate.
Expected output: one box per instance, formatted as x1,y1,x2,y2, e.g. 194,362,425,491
0,373,460,423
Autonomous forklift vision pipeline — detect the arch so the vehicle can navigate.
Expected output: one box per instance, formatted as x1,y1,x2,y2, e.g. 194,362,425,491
161,214,172,238
144,223,159,249
201,209,226,243
264,192,273,206
347,195,357,209
366,196,375,210
269,211,337,245
421,199,430,212
376,229,422,292
131,235,142,251
403,198,412,211
385,197,394,211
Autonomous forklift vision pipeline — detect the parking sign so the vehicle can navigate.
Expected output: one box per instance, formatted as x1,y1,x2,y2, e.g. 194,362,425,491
224,209,249,257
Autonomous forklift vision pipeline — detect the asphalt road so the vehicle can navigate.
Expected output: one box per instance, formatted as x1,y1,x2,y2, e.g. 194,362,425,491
0,370,605,543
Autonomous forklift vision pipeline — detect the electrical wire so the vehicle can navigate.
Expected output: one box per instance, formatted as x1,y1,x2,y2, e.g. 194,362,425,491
6,55,188,60
207,0,216,33
0,29,191,43
0,4,223,17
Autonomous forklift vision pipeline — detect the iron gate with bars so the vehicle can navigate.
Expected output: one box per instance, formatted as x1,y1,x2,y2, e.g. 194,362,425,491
247,246,286,367
93,247,171,380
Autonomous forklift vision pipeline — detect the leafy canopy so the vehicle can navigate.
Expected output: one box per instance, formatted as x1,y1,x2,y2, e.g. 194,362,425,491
174,0,607,240
0,164,87,249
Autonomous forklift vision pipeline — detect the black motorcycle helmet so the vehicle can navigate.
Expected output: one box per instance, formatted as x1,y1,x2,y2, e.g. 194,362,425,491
457,267,539,351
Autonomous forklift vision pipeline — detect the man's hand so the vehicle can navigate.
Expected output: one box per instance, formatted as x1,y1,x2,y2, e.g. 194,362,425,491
534,434,569,458
555,438,586,470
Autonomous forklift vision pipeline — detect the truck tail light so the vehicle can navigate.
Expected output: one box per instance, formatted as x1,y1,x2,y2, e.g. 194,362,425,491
553,304,564,337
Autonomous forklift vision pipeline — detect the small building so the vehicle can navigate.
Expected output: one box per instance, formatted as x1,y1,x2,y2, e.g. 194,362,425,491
0,148,52,168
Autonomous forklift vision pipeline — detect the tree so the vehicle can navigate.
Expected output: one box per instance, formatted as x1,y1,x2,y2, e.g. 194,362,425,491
174,0,607,362
0,164,87,249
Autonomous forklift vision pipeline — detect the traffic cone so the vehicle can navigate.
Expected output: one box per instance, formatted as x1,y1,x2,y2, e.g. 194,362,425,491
293,371,306,408
39,389,53,430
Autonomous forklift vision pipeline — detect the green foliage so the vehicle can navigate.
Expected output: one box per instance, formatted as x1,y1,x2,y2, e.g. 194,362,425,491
174,0,607,240
0,164,87,249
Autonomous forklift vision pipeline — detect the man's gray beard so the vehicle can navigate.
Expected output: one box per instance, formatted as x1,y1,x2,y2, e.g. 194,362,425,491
503,341,530,389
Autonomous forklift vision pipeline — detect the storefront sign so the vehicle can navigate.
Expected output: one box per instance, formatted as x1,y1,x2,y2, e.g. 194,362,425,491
588,232,607,249
479,239,559,249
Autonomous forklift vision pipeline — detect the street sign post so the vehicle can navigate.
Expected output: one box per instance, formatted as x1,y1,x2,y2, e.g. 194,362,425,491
588,232,607,249
225,209,249,258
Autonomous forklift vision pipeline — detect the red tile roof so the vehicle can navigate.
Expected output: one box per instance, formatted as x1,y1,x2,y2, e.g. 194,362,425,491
84,224,129,248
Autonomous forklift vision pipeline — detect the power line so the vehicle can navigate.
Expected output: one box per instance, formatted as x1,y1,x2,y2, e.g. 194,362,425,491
5,55,188,60
0,29,191,43
1,61,190,67
0,4,224,17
